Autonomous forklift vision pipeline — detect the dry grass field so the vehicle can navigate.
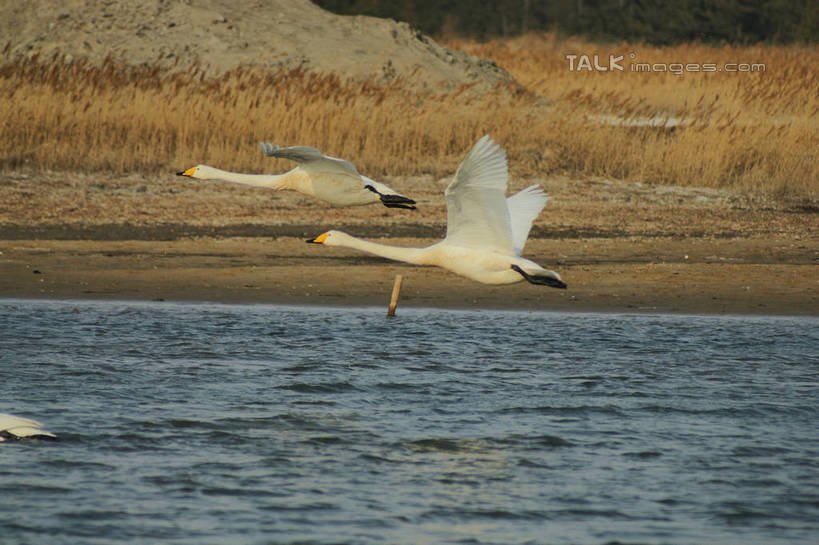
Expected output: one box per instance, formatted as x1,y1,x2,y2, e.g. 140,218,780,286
449,34,819,198
1,33,816,201
1,33,816,314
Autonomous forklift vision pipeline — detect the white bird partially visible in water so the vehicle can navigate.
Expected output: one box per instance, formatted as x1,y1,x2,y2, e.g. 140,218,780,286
308,135,566,288
0,413,56,441
178,143,416,209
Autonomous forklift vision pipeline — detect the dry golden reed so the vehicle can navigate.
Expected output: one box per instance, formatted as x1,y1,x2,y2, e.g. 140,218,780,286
449,34,818,198
1,35,817,200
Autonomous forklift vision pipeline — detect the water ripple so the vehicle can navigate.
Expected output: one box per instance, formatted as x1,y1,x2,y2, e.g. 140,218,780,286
1,300,817,545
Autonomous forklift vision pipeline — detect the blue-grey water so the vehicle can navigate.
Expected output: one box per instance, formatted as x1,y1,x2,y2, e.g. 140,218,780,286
1,299,818,545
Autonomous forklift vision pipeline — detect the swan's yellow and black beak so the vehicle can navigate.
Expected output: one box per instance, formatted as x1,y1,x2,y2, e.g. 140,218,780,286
306,233,329,244
176,167,196,177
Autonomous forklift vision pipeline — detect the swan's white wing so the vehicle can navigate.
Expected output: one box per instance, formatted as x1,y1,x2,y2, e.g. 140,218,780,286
4,426,56,439
259,143,361,178
506,185,549,256
444,135,513,253
0,413,42,430
0,413,56,440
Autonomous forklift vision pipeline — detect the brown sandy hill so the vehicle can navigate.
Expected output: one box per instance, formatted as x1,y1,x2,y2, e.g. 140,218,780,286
0,0,510,90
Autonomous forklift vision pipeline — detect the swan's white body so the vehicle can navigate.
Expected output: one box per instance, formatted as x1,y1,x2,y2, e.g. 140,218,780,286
310,136,566,288
0,413,56,441
178,144,415,209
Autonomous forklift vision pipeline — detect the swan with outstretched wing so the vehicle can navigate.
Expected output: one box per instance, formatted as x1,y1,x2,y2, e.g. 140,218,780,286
308,135,565,287
178,143,415,209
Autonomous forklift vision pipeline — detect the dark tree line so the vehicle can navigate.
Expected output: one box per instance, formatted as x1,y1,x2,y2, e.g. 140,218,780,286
314,0,818,44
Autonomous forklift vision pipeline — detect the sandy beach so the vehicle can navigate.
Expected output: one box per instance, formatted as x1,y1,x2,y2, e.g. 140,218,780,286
1,171,816,315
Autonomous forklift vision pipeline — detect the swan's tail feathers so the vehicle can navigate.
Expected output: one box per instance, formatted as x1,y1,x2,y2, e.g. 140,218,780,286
380,194,417,210
511,265,567,289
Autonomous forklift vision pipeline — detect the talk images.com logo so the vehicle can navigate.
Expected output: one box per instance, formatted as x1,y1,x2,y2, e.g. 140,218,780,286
565,53,765,75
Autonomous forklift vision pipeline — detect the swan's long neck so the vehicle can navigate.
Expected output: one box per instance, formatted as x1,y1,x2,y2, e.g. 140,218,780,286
204,167,287,190
337,234,430,266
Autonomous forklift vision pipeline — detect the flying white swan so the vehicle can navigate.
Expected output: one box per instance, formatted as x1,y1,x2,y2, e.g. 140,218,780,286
177,143,416,209
308,135,566,288
0,413,56,441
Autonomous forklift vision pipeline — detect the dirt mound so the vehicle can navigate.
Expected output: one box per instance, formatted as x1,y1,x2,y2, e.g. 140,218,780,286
0,0,511,90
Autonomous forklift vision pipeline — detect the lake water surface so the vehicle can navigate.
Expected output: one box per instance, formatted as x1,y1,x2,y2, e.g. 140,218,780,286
1,299,818,544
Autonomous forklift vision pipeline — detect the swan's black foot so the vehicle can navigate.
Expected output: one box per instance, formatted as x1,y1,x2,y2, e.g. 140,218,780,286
364,185,417,210
381,198,417,210
511,265,567,289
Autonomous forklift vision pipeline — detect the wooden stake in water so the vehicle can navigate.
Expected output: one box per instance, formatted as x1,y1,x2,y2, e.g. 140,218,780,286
387,275,403,317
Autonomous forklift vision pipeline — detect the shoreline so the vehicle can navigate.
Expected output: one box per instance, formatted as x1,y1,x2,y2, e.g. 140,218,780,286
5,293,817,319
2,237,816,317
2,171,816,317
